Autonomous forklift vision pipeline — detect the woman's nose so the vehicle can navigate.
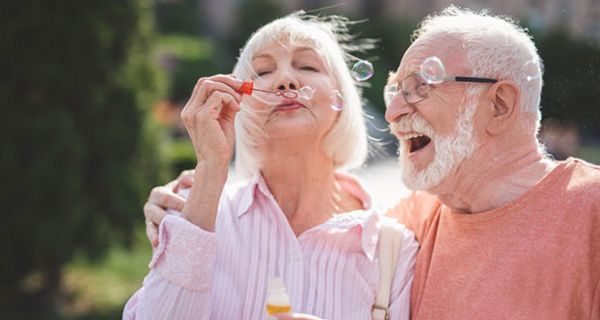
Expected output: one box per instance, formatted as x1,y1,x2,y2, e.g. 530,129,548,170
278,82,297,90
274,71,300,91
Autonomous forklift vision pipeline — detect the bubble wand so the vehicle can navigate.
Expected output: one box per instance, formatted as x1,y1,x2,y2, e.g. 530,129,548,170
237,81,315,100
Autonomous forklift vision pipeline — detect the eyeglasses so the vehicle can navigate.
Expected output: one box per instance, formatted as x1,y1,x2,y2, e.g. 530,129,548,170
383,72,498,107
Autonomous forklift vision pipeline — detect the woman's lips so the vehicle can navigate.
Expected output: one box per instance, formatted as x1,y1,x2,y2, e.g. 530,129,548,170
275,99,305,112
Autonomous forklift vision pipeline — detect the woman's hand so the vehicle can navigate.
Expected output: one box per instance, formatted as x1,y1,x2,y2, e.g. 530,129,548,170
180,75,242,230
180,75,242,165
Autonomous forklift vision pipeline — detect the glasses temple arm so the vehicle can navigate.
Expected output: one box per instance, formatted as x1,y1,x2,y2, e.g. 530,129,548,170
453,76,498,83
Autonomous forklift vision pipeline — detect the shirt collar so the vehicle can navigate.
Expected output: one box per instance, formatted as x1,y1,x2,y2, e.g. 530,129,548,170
233,171,380,261
234,172,263,218
313,208,382,261
235,171,372,216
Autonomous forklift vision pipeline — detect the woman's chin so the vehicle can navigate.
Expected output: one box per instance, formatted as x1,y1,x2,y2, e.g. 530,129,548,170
265,122,319,141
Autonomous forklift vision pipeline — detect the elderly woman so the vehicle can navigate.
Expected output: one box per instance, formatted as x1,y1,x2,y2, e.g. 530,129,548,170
124,12,417,320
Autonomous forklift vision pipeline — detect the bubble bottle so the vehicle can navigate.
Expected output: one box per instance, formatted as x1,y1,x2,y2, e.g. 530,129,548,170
265,277,292,316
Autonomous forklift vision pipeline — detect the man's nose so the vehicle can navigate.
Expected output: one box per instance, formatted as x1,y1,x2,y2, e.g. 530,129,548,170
385,93,416,124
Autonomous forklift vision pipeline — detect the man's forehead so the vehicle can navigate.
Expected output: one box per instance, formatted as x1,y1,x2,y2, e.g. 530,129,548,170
393,36,467,80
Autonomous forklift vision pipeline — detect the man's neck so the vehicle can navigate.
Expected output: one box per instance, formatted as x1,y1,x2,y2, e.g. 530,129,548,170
430,139,557,213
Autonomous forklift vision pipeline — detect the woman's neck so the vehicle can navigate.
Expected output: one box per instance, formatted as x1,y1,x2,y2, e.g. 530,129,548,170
260,143,362,236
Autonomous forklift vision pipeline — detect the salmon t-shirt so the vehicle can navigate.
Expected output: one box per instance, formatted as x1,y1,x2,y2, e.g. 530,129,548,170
387,158,600,320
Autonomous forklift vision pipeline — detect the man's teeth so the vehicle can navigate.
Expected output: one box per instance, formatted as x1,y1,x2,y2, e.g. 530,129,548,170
402,133,425,140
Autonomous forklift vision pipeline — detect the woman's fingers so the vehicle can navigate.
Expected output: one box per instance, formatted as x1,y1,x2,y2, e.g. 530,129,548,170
198,79,242,104
198,90,241,120
181,76,242,129
193,75,242,108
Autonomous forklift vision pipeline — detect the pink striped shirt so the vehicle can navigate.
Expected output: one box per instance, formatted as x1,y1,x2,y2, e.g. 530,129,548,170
123,173,418,320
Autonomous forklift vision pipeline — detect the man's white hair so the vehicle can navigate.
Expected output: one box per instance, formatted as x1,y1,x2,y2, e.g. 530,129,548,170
413,6,544,131
232,12,370,178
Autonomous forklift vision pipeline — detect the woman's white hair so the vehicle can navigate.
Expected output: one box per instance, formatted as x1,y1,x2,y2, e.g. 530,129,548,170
232,11,370,178
413,6,544,132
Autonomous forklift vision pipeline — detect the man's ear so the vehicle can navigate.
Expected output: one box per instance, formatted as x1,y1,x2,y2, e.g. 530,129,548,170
485,80,521,135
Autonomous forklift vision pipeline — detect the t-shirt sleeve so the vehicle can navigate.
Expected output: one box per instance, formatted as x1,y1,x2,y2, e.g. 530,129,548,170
385,191,441,242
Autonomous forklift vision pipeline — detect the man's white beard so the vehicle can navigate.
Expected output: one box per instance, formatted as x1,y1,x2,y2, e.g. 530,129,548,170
393,97,478,191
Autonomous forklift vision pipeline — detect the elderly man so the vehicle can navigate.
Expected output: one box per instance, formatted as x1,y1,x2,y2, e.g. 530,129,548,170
384,6,599,320
142,7,599,320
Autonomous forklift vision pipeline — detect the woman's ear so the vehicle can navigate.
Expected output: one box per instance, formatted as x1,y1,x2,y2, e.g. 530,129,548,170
485,80,521,135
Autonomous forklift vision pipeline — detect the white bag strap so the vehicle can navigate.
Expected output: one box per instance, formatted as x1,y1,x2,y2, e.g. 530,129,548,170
372,220,404,320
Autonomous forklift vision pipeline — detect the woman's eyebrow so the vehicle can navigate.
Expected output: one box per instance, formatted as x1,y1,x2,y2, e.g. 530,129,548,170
294,46,318,54
252,53,273,61
293,47,325,66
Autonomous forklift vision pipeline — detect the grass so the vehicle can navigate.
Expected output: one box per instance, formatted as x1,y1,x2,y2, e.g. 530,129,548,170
60,228,152,320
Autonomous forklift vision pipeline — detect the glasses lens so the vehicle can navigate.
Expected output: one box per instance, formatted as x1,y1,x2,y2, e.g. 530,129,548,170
401,73,430,104
383,83,398,108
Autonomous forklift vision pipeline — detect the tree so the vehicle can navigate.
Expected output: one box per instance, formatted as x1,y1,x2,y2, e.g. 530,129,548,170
0,0,166,316
536,30,600,134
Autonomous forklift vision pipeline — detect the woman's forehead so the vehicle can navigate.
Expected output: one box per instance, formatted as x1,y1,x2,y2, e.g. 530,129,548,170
252,38,322,59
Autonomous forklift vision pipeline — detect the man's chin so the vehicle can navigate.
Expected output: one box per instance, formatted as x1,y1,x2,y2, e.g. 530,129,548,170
400,162,429,191
399,159,446,192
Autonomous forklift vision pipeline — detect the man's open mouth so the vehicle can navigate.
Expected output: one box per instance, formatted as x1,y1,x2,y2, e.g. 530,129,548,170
408,135,431,153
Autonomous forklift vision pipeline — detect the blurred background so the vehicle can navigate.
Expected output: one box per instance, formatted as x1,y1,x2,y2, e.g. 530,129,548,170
1,0,599,318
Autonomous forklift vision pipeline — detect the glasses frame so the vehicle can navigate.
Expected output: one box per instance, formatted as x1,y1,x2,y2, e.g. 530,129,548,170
384,72,498,107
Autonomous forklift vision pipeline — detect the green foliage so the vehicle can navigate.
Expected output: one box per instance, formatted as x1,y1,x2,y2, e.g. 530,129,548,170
536,31,600,133
166,139,197,174
0,0,166,316
352,18,416,112
221,0,285,71
61,227,153,319
156,34,219,102
154,0,201,35
579,146,600,164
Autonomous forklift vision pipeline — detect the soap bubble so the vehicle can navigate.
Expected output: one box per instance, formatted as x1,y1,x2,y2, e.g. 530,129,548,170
330,90,344,111
298,86,316,100
522,57,544,82
420,56,446,84
351,60,374,81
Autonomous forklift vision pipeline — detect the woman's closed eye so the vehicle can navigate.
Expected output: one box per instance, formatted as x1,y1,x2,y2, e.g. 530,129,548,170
300,65,319,72
256,70,273,77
